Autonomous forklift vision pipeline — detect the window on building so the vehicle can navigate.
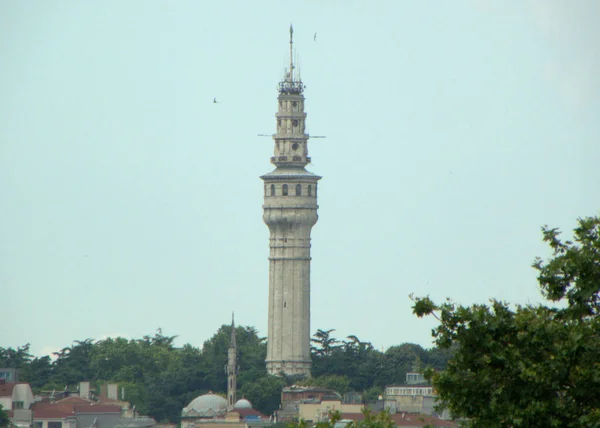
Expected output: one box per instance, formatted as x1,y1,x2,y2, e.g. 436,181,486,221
282,184,288,196
295,184,301,196
308,185,312,196
49,422,62,428
315,184,318,197
33,422,42,428
13,401,23,409
271,184,275,196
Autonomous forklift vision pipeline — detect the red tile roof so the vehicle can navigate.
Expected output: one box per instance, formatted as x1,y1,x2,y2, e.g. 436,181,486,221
32,402,76,419
32,398,121,420
74,404,121,414
55,396,92,405
0,382,24,397
236,408,267,419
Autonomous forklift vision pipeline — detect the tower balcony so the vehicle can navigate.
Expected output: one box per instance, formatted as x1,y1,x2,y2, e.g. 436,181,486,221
271,156,310,166
278,80,304,95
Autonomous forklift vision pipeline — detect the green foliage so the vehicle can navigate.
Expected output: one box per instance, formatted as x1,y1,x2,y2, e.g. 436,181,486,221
202,324,267,392
311,330,451,394
240,375,286,416
51,339,95,385
299,374,351,394
0,404,9,428
5,320,453,423
289,408,395,428
412,215,600,427
351,408,395,428
0,344,32,369
362,386,382,402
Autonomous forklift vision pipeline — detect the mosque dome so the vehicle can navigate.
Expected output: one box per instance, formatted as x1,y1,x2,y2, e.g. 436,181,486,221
182,392,228,418
233,398,252,410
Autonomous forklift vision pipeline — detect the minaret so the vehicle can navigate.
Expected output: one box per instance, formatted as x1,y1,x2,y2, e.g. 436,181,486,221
226,314,237,410
261,25,321,377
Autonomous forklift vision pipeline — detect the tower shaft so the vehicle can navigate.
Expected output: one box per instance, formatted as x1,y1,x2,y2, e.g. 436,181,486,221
261,26,321,377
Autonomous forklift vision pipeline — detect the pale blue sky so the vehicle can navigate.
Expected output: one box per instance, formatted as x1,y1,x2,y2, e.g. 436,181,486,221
1,1,599,357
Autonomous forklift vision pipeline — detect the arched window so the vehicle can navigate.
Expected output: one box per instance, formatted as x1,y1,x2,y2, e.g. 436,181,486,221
282,184,288,196
264,185,267,196
308,185,312,196
295,184,301,196
270,184,275,196
315,184,318,197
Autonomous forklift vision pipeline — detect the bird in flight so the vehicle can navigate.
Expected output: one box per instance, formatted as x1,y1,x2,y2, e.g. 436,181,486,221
213,97,218,103
314,32,317,41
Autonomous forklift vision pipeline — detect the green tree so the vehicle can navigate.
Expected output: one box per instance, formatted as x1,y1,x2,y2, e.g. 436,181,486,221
0,404,9,428
240,375,286,416
422,345,456,372
288,409,395,428
51,339,95,385
382,343,426,386
299,374,351,394
412,215,600,427
202,324,267,393
19,356,53,390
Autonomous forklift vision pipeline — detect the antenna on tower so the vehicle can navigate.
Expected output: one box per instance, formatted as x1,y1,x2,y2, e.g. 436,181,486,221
289,24,294,82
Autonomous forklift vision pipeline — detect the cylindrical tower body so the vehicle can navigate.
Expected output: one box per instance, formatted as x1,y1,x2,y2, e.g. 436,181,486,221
261,36,321,376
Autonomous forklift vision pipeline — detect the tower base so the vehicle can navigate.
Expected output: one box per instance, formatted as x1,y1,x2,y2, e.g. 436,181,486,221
266,359,311,377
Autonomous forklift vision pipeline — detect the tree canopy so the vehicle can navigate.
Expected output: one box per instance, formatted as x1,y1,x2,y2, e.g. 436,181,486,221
413,215,600,427
2,327,451,423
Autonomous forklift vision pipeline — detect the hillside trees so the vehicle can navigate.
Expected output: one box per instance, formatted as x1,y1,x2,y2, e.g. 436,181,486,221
3,324,452,422
310,331,451,395
413,215,600,427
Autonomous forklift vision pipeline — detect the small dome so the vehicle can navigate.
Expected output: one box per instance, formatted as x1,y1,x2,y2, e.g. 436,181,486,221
182,392,228,418
234,398,252,410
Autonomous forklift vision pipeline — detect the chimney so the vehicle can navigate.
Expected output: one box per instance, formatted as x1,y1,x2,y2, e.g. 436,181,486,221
79,381,90,399
107,384,118,401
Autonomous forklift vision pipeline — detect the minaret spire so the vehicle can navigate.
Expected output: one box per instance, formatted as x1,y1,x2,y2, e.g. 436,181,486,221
230,312,237,349
226,313,237,410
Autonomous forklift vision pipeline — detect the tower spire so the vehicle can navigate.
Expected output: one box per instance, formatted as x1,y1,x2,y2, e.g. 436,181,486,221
289,24,294,82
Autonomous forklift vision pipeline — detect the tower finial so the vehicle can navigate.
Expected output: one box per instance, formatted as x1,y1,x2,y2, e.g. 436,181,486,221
289,24,294,82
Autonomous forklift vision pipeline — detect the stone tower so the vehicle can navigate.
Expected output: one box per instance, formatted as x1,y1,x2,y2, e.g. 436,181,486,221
261,25,321,377
226,314,237,410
